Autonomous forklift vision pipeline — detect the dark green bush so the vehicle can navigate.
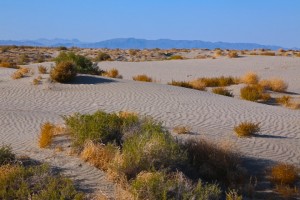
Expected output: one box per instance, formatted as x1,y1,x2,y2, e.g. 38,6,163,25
0,146,15,165
0,164,84,199
54,52,101,75
50,61,77,83
131,171,221,200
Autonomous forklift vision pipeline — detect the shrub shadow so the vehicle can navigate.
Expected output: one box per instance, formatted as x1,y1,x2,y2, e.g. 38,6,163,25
70,75,117,85
254,134,288,139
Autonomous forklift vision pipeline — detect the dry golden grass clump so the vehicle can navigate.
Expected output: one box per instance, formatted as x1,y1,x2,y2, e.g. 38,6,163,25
103,68,122,78
228,51,239,58
39,122,55,148
81,140,118,171
189,79,207,90
132,74,153,82
234,122,260,137
276,95,291,107
0,61,18,68
32,78,41,85
240,85,265,102
197,76,239,87
212,87,233,97
259,78,288,92
168,55,184,60
173,125,191,134
11,67,31,80
214,49,223,57
38,65,47,74
241,72,260,84
50,61,77,83
117,111,138,119
271,163,298,185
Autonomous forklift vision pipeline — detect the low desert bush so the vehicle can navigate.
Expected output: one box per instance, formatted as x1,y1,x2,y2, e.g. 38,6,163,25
276,95,291,106
39,122,55,148
95,52,111,61
132,74,153,82
241,72,259,84
228,51,239,58
275,185,299,199
214,49,223,57
189,79,207,90
240,85,264,101
54,51,101,75
168,80,193,89
113,131,186,179
169,55,184,60
196,76,239,87
0,146,15,165
50,61,77,83
81,140,118,171
271,163,298,185
173,125,191,134
212,87,233,97
0,61,18,68
0,164,84,199
268,78,288,92
182,139,245,185
260,51,275,56
63,111,124,148
11,67,31,80
131,171,221,200
38,65,47,74
32,78,41,85
234,122,260,137
103,68,122,78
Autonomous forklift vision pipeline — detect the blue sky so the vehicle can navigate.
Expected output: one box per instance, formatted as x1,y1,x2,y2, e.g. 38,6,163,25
0,0,299,48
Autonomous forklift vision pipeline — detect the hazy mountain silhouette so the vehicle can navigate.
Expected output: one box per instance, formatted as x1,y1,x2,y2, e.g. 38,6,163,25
0,38,288,50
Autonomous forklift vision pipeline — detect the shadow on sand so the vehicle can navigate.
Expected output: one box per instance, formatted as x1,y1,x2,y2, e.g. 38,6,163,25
70,75,118,85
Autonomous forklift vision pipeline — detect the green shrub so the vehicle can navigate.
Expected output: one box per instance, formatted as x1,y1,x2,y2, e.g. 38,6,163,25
0,164,84,199
54,51,101,75
0,146,15,166
212,87,233,97
50,61,77,83
64,111,123,148
114,131,186,179
240,85,263,101
131,171,221,200
95,52,111,61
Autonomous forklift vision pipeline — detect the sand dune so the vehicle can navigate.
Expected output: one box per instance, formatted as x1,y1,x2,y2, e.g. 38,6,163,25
0,57,300,197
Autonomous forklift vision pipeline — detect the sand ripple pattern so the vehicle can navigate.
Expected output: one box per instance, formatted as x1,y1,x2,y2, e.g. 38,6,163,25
1,72,300,196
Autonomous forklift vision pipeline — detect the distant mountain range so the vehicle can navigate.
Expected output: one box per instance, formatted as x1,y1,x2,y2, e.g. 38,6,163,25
0,38,294,50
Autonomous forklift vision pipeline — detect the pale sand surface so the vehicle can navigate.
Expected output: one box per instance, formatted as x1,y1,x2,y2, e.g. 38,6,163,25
0,56,300,197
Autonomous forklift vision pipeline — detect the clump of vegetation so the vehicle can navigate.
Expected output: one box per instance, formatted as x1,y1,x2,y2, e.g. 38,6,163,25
95,52,111,61
212,87,233,97
0,146,84,199
226,189,243,200
234,122,260,137
240,85,264,102
189,79,207,90
276,95,291,107
173,125,191,134
63,111,125,147
228,51,239,58
214,49,223,57
38,65,47,74
182,139,245,185
241,72,259,84
271,163,298,185
168,55,184,60
0,146,15,165
54,51,101,75
132,74,153,82
103,68,122,78
131,171,221,200
39,122,55,148
259,78,288,92
168,80,193,89
32,78,41,85
11,67,31,80
196,76,239,87
50,61,77,83
0,61,18,68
